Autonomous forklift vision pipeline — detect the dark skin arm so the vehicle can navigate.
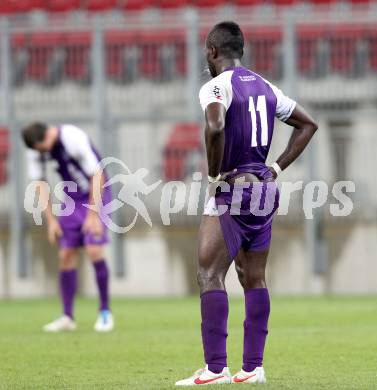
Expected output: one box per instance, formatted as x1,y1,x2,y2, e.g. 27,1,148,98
204,102,226,178
270,103,318,177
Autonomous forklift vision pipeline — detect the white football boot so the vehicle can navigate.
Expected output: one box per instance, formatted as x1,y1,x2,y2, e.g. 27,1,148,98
43,315,77,332
94,310,114,332
175,365,231,386
232,367,266,384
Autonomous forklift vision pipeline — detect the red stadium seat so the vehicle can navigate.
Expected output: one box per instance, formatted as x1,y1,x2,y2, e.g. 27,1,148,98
271,0,297,5
0,1,18,13
364,27,377,70
194,0,227,7
105,29,186,80
163,123,202,181
13,0,45,12
25,32,62,80
0,0,44,14
329,25,363,74
140,30,186,78
296,25,326,75
84,0,118,11
311,0,337,4
63,32,91,80
121,0,155,10
243,27,282,79
158,0,191,8
106,31,144,80
46,0,81,12
16,31,90,82
106,36,126,79
233,0,264,5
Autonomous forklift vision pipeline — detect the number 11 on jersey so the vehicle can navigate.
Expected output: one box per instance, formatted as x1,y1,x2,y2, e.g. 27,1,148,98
249,95,268,147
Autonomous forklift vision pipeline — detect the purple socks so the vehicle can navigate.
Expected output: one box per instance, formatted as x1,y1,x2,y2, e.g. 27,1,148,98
93,259,110,311
243,288,270,372
201,290,229,374
60,269,77,318
59,260,109,318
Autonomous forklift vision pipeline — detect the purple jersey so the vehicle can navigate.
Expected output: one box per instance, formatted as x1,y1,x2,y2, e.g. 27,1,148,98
27,124,109,201
199,66,296,178
200,67,295,259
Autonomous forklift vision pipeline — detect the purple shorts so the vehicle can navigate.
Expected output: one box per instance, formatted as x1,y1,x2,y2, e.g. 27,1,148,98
58,192,111,249
204,179,279,260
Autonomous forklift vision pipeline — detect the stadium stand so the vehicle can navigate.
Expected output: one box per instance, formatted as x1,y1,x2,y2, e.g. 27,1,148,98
10,22,377,85
0,1,375,13
120,0,156,11
45,0,82,13
84,0,118,11
2,0,376,86
194,0,228,7
159,0,191,9
0,0,45,13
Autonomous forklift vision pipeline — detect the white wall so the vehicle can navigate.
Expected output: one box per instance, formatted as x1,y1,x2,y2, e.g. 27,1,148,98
1,220,376,299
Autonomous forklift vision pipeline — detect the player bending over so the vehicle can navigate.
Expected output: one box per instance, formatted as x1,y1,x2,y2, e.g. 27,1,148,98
22,122,114,333
176,21,318,385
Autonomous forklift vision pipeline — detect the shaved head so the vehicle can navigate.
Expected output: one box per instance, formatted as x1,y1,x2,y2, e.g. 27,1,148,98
206,21,244,59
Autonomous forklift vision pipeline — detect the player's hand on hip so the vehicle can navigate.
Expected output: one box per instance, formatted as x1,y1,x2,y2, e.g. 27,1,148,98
47,217,63,245
82,211,104,237
267,166,278,180
207,169,237,198
220,168,237,182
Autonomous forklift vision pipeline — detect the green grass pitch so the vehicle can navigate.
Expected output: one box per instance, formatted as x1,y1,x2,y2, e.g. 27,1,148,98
0,296,376,389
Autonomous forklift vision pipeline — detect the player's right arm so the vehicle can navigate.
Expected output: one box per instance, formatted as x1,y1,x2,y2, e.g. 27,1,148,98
272,104,318,177
267,82,318,178
27,150,62,244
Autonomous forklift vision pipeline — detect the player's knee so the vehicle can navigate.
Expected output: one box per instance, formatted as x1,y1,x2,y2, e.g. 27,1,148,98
59,250,78,270
243,273,266,290
85,245,104,262
197,265,225,291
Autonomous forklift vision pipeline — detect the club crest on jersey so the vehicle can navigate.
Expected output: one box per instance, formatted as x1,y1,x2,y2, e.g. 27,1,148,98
213,86,222,100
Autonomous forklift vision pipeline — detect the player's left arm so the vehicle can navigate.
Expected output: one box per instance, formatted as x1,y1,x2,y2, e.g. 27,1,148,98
270,104,318,178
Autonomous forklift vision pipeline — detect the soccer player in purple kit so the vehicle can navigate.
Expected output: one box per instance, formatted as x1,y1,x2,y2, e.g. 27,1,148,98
22,122,114,333
176,22,318,386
